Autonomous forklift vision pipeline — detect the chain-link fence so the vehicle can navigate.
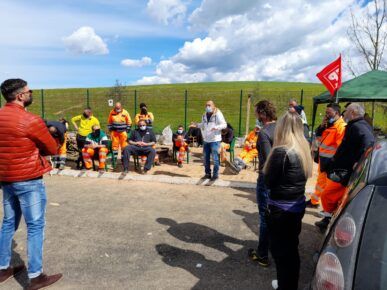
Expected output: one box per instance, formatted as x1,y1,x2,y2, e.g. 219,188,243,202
0,87,386,135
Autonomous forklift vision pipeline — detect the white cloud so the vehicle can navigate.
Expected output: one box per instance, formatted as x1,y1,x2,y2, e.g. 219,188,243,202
62,26,109,55
137,0,373,85
121,57,152,67
146,0,188,25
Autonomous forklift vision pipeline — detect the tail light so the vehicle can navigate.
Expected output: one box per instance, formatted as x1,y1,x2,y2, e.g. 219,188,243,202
334,215,356,248
314,252,344,290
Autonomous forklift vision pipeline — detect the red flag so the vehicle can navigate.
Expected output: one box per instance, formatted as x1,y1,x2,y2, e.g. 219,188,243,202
316,55,342,97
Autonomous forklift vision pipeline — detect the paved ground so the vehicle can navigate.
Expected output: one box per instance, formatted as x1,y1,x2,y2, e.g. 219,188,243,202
0,176,323,290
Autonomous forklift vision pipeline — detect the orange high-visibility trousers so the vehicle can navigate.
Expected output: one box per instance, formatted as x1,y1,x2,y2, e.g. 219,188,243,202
311,165,327,205
111,131,128,151
175,140,188,163
239,148,258,164
320,179,347,213
82,147,109,170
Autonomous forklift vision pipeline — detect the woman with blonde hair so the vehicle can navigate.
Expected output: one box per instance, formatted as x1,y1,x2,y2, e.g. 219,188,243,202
263,111,313,290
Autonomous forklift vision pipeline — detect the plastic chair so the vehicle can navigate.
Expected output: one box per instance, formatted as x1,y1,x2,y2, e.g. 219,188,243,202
226,138,236,163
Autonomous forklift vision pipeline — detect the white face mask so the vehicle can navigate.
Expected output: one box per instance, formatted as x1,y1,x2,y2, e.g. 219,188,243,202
139,125,146,131
177,129,183,134
206,106,213,113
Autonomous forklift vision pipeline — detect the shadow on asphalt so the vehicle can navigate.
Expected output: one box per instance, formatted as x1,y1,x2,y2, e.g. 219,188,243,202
152,171,190,178
10,240,29,288
155,218,261,290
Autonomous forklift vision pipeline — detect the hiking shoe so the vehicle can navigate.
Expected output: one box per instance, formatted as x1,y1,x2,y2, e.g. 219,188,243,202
315,217,331,231
0,265,25,283
27,273,63,290
248,249,269,267
306,199,319,209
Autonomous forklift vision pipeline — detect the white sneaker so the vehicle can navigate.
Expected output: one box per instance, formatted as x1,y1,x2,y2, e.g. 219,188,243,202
318,211,332,218
272,280,278,289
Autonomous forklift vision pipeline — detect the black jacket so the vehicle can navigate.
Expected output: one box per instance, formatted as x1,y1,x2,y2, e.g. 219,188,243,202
130,128,156,145
257,122,276,173
330,118,374,173
264,147,307,201
46,121,67,145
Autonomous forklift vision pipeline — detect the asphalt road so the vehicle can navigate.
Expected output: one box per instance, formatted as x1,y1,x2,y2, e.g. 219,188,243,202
0,176,323,290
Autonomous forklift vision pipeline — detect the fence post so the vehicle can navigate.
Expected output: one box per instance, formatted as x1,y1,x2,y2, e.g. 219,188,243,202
238,90,243,137
134,90,137,117
86,89,90,108
300,89,304,106
184,89,188,131
41,89,45,119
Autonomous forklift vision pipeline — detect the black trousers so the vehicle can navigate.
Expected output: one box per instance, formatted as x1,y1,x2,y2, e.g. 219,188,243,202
122,145,156,171
267,205,304,290
76,134,87,167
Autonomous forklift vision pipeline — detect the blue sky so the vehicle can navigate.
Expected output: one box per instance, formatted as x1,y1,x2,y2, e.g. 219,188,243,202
0,0,378,88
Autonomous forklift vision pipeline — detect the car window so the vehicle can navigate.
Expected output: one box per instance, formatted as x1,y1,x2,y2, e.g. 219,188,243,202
354,186,387,290
346,147,372,199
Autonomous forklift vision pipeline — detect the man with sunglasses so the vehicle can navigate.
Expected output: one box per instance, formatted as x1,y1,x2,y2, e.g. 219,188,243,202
0,79,62,289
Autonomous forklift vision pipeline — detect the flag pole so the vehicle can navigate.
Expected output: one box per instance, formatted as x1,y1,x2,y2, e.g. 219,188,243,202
335,89,339,103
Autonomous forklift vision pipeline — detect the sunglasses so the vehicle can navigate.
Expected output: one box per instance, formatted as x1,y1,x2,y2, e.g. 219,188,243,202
18,89,33,95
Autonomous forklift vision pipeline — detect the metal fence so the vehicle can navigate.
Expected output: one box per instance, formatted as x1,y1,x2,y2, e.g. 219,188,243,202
1,87,386,135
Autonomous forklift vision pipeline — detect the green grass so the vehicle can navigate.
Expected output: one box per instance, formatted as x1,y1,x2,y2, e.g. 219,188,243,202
6,81,385,134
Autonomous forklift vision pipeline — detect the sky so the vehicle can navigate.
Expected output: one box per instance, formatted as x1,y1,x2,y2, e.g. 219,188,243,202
0,0,380,88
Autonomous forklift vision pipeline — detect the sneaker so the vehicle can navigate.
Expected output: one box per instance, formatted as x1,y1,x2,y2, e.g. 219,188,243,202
306,199,319,209
177,163,183,168
248,249,269,267
58,164,65,170
315,217,331,231
210,175,219,181
0,265,25,283
202,174,211,179
123,169,129,174
271,280,278,289
27,273,63,290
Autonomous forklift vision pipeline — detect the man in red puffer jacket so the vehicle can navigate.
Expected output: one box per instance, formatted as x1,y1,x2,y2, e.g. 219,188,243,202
0,79,62,290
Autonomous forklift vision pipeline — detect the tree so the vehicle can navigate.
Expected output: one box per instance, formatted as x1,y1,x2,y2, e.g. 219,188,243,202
347,0,387,74
108,79,125,102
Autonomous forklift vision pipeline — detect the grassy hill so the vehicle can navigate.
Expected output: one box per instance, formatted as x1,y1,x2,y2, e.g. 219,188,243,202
6,81,385,134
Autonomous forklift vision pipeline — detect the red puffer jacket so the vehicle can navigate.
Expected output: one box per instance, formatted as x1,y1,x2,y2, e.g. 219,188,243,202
0,103,57,182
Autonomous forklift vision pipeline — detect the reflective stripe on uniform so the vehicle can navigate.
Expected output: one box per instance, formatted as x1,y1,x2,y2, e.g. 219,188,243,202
320,143,336,151
319,151,335,158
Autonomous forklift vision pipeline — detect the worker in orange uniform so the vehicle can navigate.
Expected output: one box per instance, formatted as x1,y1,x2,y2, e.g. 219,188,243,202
315,103,375,230
229,121,260,174
173,125,189,168
308,103,346,209
108,102,132,161
82,125,109,171
134,103,160,165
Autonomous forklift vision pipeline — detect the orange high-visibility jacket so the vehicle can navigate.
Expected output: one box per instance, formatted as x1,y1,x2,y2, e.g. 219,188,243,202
107,109,132,132
134,112,154,126
318,117,346,160
244,130,259,150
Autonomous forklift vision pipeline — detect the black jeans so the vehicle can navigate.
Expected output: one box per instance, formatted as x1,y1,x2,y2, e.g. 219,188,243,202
76,134,87,167
267,205,304,290
122,145,156,171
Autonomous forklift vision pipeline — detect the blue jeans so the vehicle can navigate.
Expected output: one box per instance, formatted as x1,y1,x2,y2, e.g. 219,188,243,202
0,179,47,279
203,141,220,177
256,173,269,258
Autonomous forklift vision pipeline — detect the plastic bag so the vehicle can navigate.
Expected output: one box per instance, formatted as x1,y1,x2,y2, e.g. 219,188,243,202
159,125,173,145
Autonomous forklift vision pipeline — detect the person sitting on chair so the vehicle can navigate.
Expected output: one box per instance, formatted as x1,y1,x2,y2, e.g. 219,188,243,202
122,120,156,174
173,125,189,168
82,125,109,172
229,121,260,174
46,120,67,170
220,123,234,165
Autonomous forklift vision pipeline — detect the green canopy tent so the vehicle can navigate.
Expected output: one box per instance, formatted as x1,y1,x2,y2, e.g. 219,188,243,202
311,70,387,131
